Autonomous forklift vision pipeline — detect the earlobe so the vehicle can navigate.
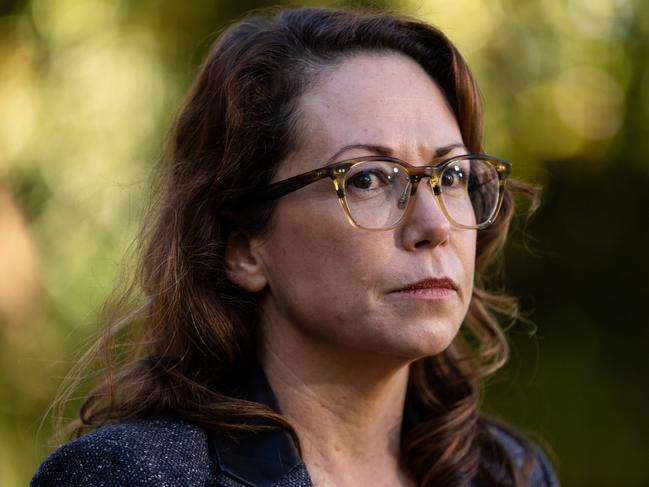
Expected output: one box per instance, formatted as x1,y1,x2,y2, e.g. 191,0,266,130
224,230,268,293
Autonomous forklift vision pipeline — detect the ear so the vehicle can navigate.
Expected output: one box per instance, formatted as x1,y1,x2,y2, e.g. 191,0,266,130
224,229,268,293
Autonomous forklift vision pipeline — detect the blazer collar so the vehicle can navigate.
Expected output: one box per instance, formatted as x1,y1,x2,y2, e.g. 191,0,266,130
209,365,429,487
209,364,306,487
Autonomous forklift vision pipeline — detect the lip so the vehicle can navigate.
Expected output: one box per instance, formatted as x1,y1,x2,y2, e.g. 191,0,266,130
390,277,458,300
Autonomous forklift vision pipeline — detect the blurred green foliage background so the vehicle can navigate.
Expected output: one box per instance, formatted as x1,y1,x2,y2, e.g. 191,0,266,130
0,0,647,485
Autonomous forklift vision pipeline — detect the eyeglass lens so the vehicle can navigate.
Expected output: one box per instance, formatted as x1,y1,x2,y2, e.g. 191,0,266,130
342,158,500,229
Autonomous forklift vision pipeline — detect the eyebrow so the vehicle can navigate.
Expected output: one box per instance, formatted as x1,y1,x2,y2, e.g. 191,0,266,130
326,142,468,164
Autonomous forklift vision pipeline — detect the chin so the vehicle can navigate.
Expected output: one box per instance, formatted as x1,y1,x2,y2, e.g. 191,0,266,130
391,322,460,361
364,337,455,366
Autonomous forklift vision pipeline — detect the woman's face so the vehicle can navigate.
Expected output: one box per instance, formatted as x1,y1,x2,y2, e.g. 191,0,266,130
241,52,476,362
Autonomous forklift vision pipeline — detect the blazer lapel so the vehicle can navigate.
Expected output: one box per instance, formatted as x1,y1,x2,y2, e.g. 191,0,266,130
209,364,313,487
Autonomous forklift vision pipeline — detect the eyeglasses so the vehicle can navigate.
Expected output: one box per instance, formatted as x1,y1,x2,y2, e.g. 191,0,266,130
258,154,512,231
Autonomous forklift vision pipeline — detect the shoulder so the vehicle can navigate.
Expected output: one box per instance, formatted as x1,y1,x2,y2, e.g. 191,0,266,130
31,418,215,487
489,425,560,487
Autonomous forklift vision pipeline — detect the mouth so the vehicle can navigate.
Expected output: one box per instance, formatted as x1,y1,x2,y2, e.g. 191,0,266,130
390,277,458,300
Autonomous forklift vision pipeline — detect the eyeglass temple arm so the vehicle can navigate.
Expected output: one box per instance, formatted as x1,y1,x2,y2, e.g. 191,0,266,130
258,167,332,200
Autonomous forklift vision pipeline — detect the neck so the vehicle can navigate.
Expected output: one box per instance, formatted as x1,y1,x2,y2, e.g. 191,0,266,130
260,321,415,486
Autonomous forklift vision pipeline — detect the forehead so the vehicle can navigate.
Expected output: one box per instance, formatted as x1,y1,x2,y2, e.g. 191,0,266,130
284,51,462,175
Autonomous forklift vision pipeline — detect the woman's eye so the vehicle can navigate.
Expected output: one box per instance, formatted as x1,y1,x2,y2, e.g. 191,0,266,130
442,165,467,188
350,170,390,190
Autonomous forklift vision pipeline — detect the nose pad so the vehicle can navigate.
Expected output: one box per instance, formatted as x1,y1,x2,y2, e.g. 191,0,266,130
396,176,437,211
399,180,450,250
397,184,410,210
428,176,441,196
402,177,444,215
416,178,445,217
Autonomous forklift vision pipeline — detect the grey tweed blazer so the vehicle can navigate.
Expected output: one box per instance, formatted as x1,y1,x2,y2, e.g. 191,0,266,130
32,367,559,487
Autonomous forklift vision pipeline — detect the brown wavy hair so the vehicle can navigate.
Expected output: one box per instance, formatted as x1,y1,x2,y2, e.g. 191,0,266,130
54,7,540,487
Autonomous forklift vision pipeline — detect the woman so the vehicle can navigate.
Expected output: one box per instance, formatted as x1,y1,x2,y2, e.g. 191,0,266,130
32,7,559,487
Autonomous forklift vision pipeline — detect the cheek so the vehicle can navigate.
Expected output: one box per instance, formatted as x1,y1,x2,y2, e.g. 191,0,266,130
456,231,477,296
261,202,350,293
258,202,388,326
463,233,477,272
265,193,385,272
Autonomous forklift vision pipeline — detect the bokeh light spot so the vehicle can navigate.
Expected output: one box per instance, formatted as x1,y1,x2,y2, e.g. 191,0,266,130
400,0,503,53
566,0,633,38
553,66,625,141
512,82,585,162
0,189,40,323
31,0,117,44
0,16,39,172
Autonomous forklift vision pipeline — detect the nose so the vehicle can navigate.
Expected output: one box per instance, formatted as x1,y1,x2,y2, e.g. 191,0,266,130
399,180,451,250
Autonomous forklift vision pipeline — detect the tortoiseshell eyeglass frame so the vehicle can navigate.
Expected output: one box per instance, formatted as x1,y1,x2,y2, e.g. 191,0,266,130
258,153,512,231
